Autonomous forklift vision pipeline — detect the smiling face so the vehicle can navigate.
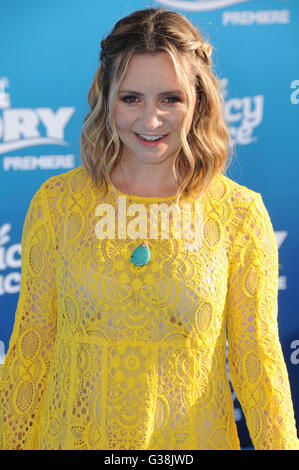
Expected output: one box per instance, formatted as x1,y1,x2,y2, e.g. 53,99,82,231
112,52,198,170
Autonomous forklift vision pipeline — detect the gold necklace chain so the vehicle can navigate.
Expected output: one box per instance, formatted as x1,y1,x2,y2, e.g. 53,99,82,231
118,160,151,266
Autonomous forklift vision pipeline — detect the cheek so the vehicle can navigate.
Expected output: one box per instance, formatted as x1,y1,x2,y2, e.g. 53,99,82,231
113,105,133,131
168,112,186,134
168,109,189,131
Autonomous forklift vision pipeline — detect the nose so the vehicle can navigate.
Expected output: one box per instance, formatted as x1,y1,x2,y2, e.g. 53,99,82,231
140,102,163,131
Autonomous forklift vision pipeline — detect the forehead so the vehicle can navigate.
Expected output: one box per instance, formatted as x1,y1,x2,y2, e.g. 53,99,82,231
118,52,195,90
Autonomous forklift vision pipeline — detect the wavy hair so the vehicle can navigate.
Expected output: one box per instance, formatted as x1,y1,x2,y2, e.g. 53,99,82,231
81,7,234,203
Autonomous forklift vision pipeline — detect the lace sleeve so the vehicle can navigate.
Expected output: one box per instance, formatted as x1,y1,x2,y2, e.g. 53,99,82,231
0,184,57,450
226,193,299,450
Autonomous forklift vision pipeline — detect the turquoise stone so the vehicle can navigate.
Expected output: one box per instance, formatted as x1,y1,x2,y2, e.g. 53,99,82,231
131,242,150,266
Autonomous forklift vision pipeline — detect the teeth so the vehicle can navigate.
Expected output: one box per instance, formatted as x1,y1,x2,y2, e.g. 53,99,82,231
138,134,165,141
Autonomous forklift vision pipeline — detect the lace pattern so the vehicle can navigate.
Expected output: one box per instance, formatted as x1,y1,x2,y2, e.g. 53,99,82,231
0,166,298,450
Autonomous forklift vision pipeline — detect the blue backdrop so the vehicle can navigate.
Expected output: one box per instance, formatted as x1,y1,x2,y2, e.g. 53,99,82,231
1,0,298,449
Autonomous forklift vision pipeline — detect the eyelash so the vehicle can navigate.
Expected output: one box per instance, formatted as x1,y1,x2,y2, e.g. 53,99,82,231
120,95,183,104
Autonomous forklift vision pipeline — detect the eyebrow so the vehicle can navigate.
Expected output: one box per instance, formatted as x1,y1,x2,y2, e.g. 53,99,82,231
118,89,183,97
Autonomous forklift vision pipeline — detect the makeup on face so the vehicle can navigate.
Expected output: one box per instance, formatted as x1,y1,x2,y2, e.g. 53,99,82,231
112,52,197,170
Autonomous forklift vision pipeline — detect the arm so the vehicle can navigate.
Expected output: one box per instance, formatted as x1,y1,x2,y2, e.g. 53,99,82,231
0,183,57,449
226,193,299,450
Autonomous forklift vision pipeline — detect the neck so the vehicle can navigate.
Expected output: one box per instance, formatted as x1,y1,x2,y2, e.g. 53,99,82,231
111,156,184,197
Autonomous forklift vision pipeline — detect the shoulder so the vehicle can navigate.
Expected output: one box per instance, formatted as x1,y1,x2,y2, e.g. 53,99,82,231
26,166,92,222
28,166,92,208
24,166,93,239
37,165,90,195
208,172,261,207
207,173,272,229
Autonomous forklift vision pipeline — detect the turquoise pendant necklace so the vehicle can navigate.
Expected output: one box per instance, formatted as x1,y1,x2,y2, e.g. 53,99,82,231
131,241,150,266
118,162,151,267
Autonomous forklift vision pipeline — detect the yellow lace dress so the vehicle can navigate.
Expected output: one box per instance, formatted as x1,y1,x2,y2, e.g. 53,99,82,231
0,166,298,450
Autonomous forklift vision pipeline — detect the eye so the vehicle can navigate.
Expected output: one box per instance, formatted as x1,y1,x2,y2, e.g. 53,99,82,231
163,96,183,103
120,95,140,104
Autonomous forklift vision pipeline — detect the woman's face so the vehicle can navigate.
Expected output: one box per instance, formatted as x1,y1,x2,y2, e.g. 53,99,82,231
112,52,197,168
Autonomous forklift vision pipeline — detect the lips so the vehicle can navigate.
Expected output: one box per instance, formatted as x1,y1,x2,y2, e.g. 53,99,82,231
134,132,168,147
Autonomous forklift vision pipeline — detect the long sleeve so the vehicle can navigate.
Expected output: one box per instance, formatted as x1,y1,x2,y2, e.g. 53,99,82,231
226,193,299,450
0,183,57,450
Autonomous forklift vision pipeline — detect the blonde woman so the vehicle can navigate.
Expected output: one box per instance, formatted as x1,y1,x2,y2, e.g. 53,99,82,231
0,8,298,450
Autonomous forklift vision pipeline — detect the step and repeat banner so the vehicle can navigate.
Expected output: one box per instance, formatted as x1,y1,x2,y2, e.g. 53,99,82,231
1,0,298,448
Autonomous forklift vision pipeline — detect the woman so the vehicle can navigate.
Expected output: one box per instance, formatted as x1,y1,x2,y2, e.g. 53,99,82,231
0,8,298,450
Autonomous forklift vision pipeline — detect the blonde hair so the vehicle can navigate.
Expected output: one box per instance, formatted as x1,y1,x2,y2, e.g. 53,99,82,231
81,7,234,203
